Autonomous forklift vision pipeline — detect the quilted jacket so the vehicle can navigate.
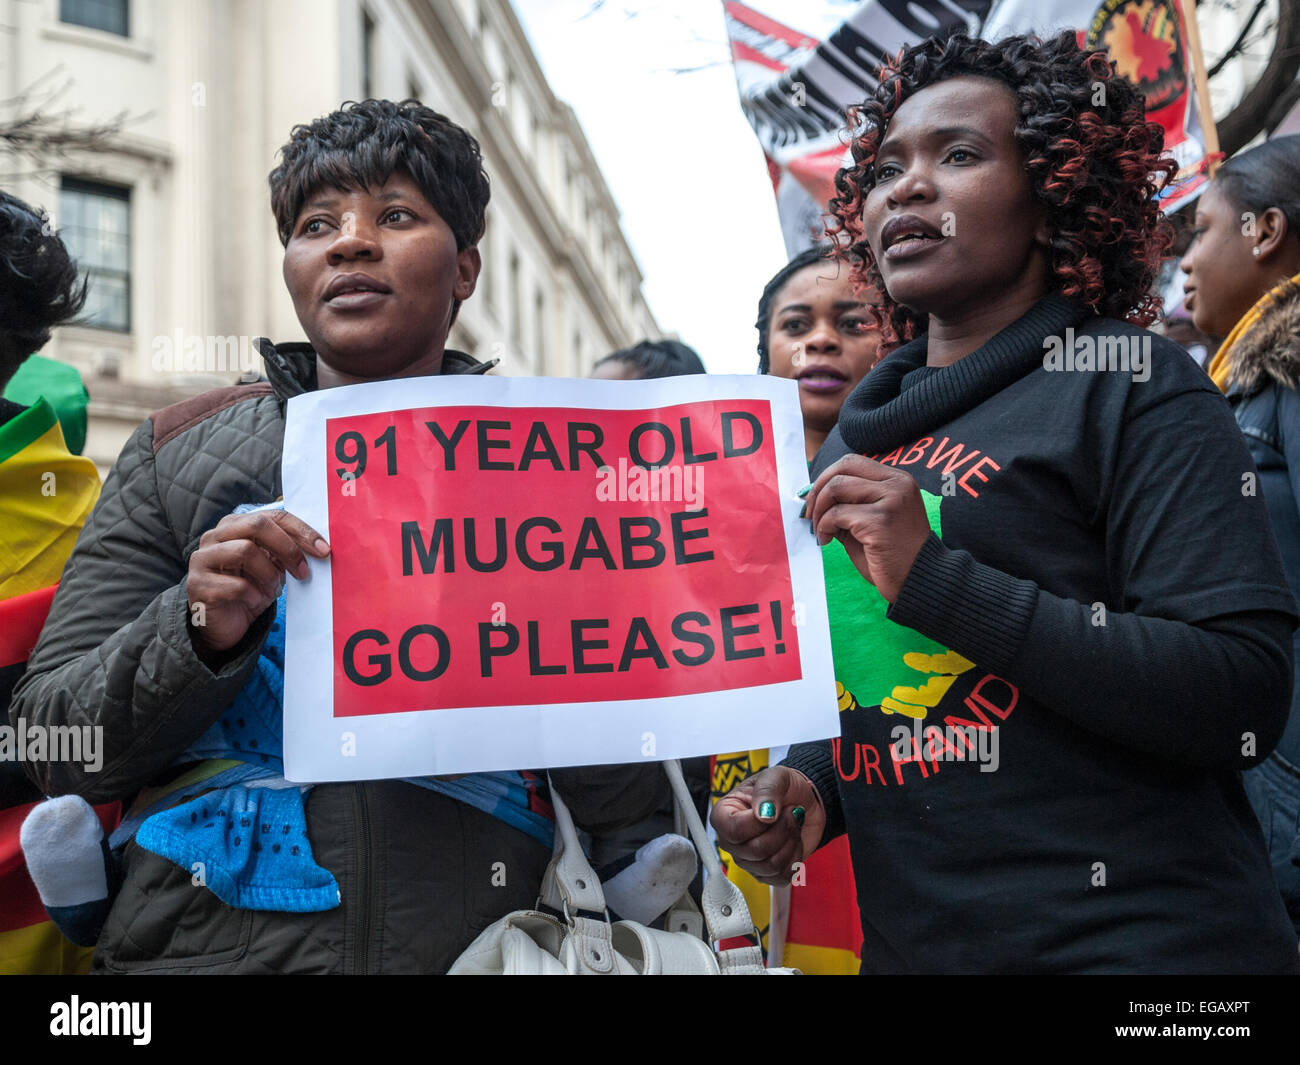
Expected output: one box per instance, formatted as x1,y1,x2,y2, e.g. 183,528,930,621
9,341,669,972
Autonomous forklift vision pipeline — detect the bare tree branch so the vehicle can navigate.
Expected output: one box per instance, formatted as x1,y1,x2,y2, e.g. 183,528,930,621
0,67,145,180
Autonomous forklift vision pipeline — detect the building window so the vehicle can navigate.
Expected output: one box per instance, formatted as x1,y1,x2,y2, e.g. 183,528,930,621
361,8,375,98
60,0,129,36
59,178,130,332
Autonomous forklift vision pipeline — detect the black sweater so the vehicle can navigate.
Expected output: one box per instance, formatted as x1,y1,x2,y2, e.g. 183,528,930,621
785,293,1300,973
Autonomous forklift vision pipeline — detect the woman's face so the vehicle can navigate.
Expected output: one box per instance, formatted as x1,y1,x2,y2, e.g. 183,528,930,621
766,261,880,435
282,171,480,385
1179,182,1262,337
861,76,1050,320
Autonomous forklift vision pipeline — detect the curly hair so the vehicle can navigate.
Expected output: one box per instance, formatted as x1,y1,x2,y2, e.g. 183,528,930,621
826,31,1176,349
0,191,87,387
268,99,489,251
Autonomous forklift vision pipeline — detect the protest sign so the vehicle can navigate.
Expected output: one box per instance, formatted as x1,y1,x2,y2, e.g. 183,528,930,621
281,374,837,781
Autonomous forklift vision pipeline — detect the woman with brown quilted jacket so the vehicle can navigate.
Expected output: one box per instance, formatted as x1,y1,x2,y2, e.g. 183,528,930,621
10,100,667,973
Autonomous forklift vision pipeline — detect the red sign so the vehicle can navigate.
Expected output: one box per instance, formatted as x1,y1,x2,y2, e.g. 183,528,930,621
325,400,802,717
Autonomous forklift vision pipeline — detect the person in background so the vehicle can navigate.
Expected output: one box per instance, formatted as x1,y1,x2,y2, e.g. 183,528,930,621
757,244,884,461
1180,133,1300,935
710,246,881,974
589,337,706,380
1160,314,1218,369
0,190,111,974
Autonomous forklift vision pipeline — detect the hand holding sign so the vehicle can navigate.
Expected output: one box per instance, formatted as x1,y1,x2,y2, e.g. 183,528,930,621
187,508,330,659
804,454,932,604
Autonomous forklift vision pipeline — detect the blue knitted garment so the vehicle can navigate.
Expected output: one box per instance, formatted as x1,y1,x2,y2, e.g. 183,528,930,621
135,783,340,911
135,595,340,911
134,590,556,912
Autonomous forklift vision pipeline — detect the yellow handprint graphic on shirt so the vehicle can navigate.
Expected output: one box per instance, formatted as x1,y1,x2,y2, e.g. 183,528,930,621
880,649,976,718
825,487,976,720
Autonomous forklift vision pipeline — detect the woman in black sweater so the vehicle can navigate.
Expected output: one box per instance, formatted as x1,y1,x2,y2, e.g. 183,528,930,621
712,32,1300,973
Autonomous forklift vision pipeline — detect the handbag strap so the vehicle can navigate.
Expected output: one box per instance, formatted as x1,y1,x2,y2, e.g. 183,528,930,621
538,781,607,915
664,793,706,940
541,761,770,973
660,760,767,971
538,779,617,973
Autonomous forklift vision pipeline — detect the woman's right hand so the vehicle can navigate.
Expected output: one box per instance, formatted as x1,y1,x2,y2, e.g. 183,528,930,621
710,766,827,885
186,508,330,658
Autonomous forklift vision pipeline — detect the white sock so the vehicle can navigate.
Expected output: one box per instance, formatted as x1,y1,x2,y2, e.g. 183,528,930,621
603,833,697,925
21,794,109,907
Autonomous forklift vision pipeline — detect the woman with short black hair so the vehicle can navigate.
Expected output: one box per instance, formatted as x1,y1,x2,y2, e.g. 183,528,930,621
12,100,666,973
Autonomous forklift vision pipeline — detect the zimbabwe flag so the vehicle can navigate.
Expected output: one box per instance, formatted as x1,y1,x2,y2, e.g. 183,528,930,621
0,398,99,600
0,396,110,974
0,799,119,973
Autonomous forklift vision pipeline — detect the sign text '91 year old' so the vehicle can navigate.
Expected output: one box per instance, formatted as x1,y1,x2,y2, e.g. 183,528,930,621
281,374,836,780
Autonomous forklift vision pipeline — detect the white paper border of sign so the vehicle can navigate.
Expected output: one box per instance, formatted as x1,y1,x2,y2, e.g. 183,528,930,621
282,374,838,781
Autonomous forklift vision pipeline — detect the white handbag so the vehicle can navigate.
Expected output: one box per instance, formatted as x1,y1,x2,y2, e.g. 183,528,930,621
449,759,798,975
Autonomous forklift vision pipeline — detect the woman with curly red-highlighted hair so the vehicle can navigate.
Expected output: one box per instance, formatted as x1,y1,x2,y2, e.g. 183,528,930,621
713,32,1300,973
829,30,1174,350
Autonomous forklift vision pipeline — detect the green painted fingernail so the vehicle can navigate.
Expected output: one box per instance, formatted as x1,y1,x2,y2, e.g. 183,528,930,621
792,806,806,826
796,482,813,499
758,801,776,819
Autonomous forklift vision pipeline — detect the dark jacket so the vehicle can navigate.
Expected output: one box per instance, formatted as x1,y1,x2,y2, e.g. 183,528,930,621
9,341,668,973
1229,278,1300,767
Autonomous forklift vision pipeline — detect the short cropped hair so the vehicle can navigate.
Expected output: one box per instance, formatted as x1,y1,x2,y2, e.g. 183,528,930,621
268,99,490,250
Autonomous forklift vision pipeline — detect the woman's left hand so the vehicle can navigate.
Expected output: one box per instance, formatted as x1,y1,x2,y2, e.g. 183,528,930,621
804,454,932,603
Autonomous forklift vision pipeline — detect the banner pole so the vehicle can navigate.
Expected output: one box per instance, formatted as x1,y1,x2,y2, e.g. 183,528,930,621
1179,0,1222,173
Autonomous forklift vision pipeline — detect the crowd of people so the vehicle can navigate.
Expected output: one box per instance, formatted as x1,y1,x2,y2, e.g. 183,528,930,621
3,28,1300,974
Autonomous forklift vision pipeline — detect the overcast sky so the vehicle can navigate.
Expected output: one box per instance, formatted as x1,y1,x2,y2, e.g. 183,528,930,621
513,0,815,375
